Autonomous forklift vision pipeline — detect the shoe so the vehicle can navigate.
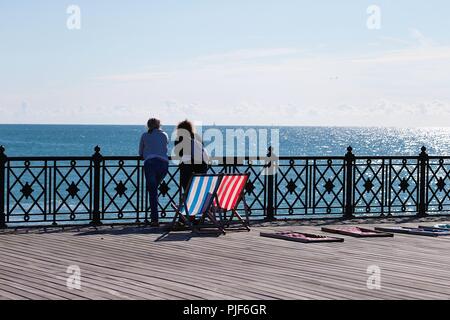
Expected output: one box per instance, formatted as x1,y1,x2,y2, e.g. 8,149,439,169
150,221,160,227
172,222,187,231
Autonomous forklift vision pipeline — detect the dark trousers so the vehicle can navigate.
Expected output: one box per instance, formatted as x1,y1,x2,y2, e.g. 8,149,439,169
179,163,209,192
144,158,169,222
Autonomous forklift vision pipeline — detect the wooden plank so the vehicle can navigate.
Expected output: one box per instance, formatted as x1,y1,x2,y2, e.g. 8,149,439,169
0,220,449,300
0,230,442,300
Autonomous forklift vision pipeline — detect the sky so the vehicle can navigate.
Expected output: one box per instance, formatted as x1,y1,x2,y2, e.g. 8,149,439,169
1,0,450,126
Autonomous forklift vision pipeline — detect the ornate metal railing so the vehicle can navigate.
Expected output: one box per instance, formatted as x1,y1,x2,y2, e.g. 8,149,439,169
0,145,449,228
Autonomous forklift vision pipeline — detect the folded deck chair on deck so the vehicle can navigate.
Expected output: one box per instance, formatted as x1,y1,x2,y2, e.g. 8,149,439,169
213,173,251,231
170,174,224,234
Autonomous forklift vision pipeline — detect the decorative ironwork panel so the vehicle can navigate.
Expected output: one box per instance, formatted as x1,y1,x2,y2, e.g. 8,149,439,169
427,157,450,213
312,159,345,215
102,159,141,222
52,160,92,223
275,158,345,217
353,158,385,216
387,158,419,214
7,160,48,224
275,159,308,216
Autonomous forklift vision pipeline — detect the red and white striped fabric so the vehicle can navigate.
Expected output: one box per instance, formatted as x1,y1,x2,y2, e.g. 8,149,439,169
215,175,248,211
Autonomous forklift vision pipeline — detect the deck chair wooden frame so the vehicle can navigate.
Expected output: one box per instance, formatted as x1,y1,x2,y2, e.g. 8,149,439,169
213,173,251,231
170,174,225,234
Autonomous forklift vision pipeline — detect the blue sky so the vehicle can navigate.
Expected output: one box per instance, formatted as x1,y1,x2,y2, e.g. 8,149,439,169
1,1,450,126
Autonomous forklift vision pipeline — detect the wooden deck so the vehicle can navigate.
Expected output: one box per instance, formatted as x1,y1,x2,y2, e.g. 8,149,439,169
0,219,449,300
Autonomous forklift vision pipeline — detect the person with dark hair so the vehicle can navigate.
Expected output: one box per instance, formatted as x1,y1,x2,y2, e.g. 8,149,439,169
139,118,169,227
174,119,210,192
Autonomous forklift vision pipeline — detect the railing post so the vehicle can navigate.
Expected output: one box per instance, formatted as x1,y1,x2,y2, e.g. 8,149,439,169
265,146,276,221
91,146,103,226
344,146,355,219
418,146,429,217
0,146,7,228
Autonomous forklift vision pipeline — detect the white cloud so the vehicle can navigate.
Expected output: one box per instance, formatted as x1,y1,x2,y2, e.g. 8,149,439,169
2,31,450,126
193,48,304,64
352,46,450,64
409,28,436,47
94,71,174,82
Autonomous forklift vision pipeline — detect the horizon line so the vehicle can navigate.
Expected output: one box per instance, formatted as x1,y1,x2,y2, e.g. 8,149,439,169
1,123,450,129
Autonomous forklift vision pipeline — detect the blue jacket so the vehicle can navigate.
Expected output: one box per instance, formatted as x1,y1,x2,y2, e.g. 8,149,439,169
139,129,169,162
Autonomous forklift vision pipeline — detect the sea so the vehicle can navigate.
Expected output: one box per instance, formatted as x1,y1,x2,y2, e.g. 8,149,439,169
1,124,449,224
0,124,449,157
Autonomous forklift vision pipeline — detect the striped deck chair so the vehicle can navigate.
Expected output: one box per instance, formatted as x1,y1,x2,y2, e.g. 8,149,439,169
214,173,251,231
170,174,224,234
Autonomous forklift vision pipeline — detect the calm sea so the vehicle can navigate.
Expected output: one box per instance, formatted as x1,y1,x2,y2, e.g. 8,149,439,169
0,124,449,157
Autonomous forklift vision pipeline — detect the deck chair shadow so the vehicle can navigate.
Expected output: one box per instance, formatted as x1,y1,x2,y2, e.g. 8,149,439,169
170,174,225,234
213,173,251,231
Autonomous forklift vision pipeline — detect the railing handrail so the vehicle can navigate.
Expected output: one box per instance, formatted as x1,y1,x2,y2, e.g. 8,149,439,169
4,155,448,161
